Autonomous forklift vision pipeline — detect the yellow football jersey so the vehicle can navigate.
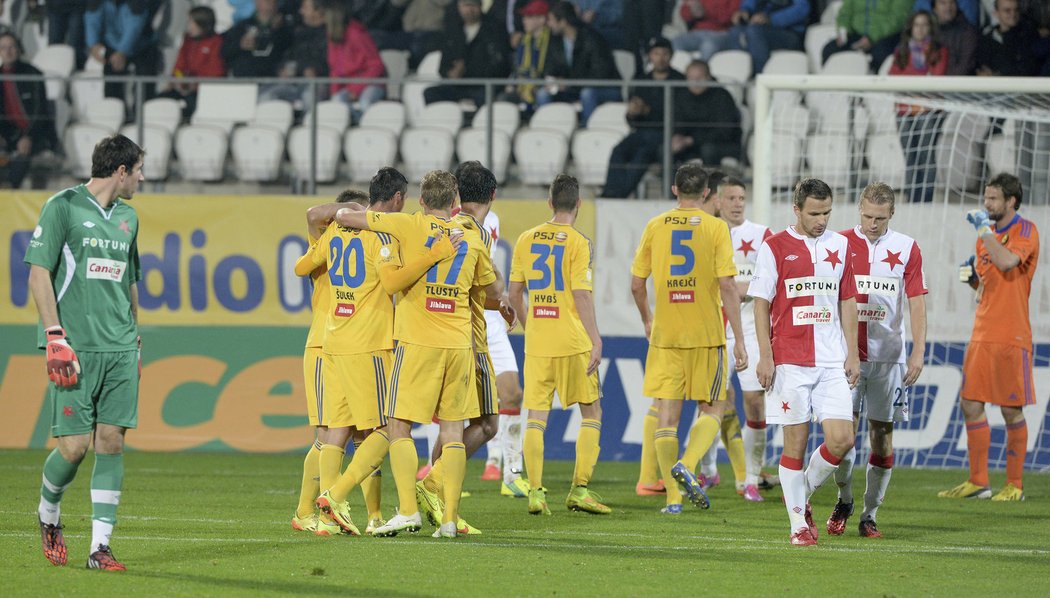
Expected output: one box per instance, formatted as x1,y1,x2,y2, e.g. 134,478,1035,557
296,234,329,349
455,212,496,353
367,210,496,349
299,224,402,354
510,222,593,357
630,208,737,348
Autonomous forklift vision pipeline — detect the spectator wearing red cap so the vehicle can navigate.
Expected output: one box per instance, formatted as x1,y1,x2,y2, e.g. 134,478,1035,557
501,0,554,111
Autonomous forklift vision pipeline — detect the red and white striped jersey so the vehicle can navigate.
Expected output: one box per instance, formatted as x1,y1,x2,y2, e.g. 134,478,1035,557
484,211,500,261
747,227,856,368
842,227,927,363
727,219,773,341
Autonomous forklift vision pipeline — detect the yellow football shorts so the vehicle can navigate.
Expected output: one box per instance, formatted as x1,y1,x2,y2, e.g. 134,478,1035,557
322,350,392,430
302,347,325,427
523,351,600,410
388,343,479,424
474,351,498,416
643,345,728,403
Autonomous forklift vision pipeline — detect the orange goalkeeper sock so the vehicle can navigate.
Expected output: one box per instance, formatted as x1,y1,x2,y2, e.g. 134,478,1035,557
1005,420,1027,488
965,419,990,488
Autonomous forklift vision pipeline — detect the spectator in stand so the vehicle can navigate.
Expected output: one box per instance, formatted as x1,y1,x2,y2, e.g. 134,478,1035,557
258,0,329,109
325,0,386,120
600,36,684,198
353,0,407,45
822,0,912,72
541,0,621,124
932,0,978,75
158,6,225,119
673,0,740,60
725,0,809,74
500,0,553,112
889,10,948,202
673,60,741,167
85,0,160,102
0,32,54,189
424,0,511,107
388,0,454,69
221,0,293,79
571,0,625,49
913,0,979,27
624,0,670,75
230,0,257,24
976,0,1040,75
492,0,530,46
39,0,87,68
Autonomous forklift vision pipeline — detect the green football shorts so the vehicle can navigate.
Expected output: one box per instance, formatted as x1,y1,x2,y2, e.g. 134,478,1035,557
49,350,139,437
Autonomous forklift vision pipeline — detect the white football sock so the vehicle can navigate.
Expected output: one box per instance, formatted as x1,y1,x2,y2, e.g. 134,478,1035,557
834,446,856,503
780,457,807,533
502,411,524,484
862,454,894,522
700,440,719,478
486,419,503,467
804,444,842,499
742,421,767,486
38,497,60,526
91,519,114,552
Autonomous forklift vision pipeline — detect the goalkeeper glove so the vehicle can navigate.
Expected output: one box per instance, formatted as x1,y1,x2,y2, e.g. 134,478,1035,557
959,255,977,284
966,209,992,237
45,326,80,388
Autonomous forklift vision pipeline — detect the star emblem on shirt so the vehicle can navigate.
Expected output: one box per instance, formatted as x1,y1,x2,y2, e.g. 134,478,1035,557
882,250,903,270
781,401,790,413
119,220,131,235
823,249,842,268
738,238,755,257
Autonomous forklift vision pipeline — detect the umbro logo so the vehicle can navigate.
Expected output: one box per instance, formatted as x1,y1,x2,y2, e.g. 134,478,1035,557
83,221,96,228
785,254,799,261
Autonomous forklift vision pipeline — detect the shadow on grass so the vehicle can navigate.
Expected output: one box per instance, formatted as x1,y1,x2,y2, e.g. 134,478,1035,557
129,570,426,596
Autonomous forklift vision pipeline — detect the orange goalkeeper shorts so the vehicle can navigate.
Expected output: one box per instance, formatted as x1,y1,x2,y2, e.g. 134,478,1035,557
960,341,1036,407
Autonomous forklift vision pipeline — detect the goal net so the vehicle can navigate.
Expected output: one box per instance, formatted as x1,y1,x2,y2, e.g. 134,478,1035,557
748,75,1050,472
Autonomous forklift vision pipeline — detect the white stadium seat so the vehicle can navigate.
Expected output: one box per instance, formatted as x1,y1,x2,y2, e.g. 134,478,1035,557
175,124,229,181
142,98,184,136
303,100,352,134
399,128,455,182
359,101,406,137
807,133,851,189
469,101,521,139
65,123,114,178
69,72,105,121
31,44,75,101
822,51,869,76
804,23,837,73
120,124,173,180
456,128,512,183
82,98,126,132
865,133,906,190
191,82,258,134
514,129,569,185
613,49,635,80
525,102,577,140
231,125,286,182
586,102,629,135
414,101,463,137
402,51,442,126
708,49,752,84
344,127,399,183
380,49,410,100
289,126,343,183
252,100,295,135
571,129,624,186
936,113,991,193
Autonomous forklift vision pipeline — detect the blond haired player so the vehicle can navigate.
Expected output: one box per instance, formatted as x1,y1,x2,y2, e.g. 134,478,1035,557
509,174,610,516
630,163,747,514
326,169,504,538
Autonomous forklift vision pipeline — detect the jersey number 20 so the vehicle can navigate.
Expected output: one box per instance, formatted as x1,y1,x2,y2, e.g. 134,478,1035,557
329,237,365,288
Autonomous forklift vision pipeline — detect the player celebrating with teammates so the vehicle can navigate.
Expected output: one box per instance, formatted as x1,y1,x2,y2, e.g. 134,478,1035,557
941,173,1039,501
748,179,860,547
328,170,503,538
630,163,747,514
508,174,609,516
25,134,145,571
719,177,777,501
826,182,928,538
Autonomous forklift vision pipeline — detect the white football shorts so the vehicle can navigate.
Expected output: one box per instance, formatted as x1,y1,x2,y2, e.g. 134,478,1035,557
852,361,908,423
485,310,519,375
765,364,854,426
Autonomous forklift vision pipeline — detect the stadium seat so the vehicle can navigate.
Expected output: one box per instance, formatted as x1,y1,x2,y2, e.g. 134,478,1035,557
804,24,837,73
399,128,455,182
304,100,352,134
210,0,235,32
613,49,636,80
231,125,286,182
289,126,343,183
412,101,464,137
936,113,991,193
709,49,752,83
513,129,569,185
748,132,802,188
878,55,894,76
65,123,114,178
525,103,578,140
142,98,184,136
571,129,624,186
821,0,843,24
865,133,906,190
671,49,695,72
69,72,105,121
402,51,442,126
191,82,258,134
456,128,512,183
807,92,851,134
82,98,126,132
359,101,407,137
985,130,1017,176
30,44,75,101
861,94,898,136
344,127,399,182
764,51,808,106
380,49,410,100
586,102,629,135
174,124,229,181
469,101,521,139
119,124,174,180
822,51,869,76
807,132,851,189
252,100,295,135
771,103,811,138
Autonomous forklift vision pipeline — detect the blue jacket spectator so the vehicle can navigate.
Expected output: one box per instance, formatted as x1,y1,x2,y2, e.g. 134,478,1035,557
726,0,809,73
85,0,160,102
572,0,625,49
914,0,980,27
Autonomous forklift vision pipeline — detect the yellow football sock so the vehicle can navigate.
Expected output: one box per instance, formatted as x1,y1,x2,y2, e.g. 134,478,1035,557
654,428,683,505
296,440,323,518
638,405,659,486
352,438,384,520
572,419,602,486
388,438,419,516
423,458,445,495
318,443,345,492
524,419,547,489
722,411,746,485
681,413,721,470
330,430,389,503
440,442,466,525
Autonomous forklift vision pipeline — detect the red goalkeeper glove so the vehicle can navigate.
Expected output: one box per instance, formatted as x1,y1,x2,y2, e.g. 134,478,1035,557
45,326,80,388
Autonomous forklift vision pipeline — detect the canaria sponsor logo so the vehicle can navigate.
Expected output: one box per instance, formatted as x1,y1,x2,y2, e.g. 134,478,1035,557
854,275,899,296
792,305,833,325
784,276,838,298
86,257,127,282
857,303,888,322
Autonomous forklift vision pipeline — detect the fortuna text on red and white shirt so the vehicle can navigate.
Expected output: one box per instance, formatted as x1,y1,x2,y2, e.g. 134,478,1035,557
747,226,856,368
842,226,927,363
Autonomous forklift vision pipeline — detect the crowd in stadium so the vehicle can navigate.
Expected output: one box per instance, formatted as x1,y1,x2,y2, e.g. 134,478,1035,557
0,0,1047,193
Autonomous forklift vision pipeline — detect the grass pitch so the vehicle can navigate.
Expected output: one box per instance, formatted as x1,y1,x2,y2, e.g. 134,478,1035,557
1,449,1048,597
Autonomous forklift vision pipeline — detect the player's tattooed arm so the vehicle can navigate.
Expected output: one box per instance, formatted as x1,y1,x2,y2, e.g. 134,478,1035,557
334,204,368,230
630,275,652,341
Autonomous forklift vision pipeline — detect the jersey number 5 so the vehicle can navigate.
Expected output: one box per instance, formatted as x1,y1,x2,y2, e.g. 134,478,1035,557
529,243,565,291
670,230,695,276
329,237,366,288
425,236,469,285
